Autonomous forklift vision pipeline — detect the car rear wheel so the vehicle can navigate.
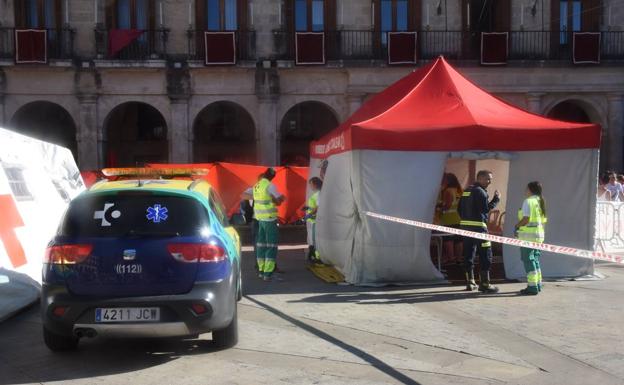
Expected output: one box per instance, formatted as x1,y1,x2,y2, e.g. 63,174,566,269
212,303,238,348
43,327,78,351
236,272,243,301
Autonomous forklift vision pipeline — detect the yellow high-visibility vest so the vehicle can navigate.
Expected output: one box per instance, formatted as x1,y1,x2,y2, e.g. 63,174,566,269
440,187,461,226
517,196,547,243
253,178,277,221
306,191,319,223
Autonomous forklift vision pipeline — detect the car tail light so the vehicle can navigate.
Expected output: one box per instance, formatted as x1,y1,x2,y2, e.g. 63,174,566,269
53,306,68,317
44,244,92,264
191,304,207,315
168,243,226,263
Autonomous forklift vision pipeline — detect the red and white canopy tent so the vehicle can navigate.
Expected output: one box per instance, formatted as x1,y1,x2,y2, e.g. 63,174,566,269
310,57,600,285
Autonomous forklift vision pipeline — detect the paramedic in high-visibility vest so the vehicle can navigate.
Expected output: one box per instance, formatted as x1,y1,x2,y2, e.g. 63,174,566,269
514,181,547,296
458,170,500,293
242,168,285,281
304,177,323,263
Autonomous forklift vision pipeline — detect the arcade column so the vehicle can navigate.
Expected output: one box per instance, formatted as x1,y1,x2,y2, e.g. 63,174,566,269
607,93,624,171
77,94,99,170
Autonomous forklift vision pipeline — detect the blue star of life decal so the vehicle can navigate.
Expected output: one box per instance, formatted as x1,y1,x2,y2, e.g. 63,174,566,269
146,204,168,223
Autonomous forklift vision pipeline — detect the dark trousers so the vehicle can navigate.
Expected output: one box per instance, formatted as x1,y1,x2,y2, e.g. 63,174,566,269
463,231,493,272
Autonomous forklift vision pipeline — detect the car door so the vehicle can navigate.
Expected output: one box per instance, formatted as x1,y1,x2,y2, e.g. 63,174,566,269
209,190,241,261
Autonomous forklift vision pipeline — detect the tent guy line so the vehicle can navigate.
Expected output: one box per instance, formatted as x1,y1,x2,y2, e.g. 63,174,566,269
365,211,624,265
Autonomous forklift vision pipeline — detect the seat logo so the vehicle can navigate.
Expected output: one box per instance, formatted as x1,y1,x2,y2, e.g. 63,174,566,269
123,249,137,261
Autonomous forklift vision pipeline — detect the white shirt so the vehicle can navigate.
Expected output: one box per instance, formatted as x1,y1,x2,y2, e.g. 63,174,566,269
606,182,623,201
521,199,531,217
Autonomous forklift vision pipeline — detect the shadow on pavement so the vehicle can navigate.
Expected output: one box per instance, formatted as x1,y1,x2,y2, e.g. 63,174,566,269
242,249,520,302
289,290,521,306
245,295,423,385
0,308,226,385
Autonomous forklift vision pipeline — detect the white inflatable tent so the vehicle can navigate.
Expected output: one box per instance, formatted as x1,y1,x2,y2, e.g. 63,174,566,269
309,58,600,285
0,127,85,320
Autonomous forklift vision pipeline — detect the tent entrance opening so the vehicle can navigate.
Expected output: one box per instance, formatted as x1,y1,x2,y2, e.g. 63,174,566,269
433,157,510,282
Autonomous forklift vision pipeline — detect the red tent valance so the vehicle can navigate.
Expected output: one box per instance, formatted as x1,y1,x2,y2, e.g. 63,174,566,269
311,57,600,158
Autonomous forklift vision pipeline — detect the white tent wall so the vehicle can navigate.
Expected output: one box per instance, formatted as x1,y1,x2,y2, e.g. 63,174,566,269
315,152,358,277
503,149,598,279
316,150,446,285
353,150,446,284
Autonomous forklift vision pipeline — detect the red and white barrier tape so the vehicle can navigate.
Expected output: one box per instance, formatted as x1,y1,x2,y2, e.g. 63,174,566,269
364,211,624,265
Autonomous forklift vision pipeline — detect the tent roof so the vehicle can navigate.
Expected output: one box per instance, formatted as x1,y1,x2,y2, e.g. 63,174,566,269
311,57,600,158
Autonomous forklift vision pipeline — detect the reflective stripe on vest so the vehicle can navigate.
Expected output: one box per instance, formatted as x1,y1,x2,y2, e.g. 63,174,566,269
253,178,277,221
517,196,546,243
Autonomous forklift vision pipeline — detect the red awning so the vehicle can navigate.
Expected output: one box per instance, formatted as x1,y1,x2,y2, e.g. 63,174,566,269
311,57,600,158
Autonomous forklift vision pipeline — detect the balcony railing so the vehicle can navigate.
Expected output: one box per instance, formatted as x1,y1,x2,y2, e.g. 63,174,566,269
95,28,168,60
186,30,256,63
0,27,75,61
273,30,624,63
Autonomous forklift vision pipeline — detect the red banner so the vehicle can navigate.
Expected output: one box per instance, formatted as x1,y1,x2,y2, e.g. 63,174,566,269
108,29,144,57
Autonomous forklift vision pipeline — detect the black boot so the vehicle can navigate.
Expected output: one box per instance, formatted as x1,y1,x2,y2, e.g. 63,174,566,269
478,270,499,294
465,270,478,291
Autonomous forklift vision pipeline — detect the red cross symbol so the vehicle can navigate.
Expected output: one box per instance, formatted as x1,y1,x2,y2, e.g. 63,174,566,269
0,194,26,268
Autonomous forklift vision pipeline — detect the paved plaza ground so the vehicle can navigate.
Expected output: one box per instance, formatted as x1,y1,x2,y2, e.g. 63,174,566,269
1,248,623,385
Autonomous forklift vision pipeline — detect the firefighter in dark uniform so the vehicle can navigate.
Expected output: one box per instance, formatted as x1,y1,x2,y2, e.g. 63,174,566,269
458,170,500,293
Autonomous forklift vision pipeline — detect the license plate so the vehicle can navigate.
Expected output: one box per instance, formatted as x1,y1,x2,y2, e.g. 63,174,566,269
95,307,160,323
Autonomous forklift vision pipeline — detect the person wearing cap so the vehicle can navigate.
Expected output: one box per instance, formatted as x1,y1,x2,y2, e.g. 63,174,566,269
242,168,285,281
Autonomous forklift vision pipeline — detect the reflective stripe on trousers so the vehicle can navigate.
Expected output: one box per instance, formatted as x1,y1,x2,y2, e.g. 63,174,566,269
460,220,487,229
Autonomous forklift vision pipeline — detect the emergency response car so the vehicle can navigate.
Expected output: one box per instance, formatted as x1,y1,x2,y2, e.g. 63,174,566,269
41,168,242,351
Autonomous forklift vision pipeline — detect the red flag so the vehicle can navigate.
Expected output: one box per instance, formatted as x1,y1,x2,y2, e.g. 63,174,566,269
108,29,144,57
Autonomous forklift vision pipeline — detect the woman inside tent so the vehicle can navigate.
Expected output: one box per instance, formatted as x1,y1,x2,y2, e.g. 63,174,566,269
514,181,547,295
438,173,463,264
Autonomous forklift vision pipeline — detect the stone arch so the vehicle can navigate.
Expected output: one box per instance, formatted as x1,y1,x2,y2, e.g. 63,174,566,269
9,101,78,162
103,101,169,166
192,101,257,164
543,97,604,127
279,101,339,166
544,97,606,169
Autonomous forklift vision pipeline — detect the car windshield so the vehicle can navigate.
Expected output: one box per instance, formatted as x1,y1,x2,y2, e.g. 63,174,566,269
58,192,210,237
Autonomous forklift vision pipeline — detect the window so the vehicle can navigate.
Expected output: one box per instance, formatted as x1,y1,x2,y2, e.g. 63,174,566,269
2,166,34,201
286,0,335,32
59,194,210,237
552,0,599,45
294,0,325,31
106,0,154,30
197,0,247,31
374,0,419,45
14,0,61,29
560,0,582,44
209,190,229,226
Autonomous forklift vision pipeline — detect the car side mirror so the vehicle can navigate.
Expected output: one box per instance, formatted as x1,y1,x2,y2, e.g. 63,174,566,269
230,213,246,226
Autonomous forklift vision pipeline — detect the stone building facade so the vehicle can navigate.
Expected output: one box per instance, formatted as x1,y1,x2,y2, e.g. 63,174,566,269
0,0,622,171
